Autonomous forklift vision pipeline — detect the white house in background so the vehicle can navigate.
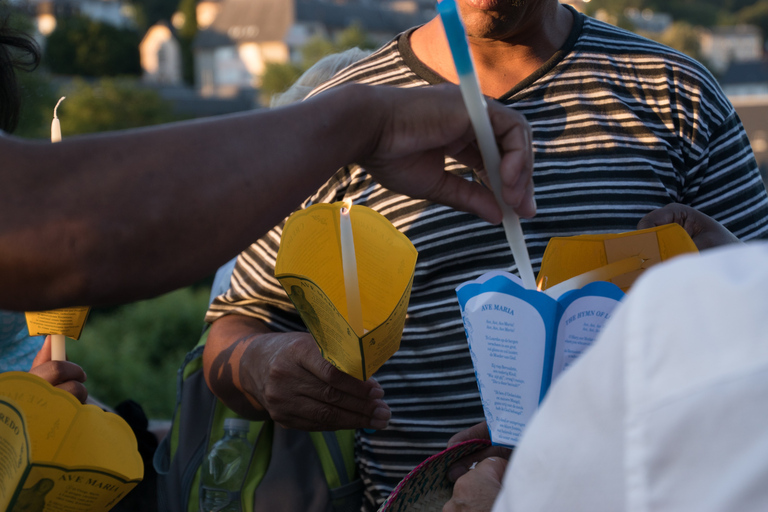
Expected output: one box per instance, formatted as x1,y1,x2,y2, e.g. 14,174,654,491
193,0,430,98
699,25,763,75
139,21,183,85
194,0,292,97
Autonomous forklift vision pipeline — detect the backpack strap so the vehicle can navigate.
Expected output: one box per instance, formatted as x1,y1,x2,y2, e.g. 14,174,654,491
155,328,363,512
154,344,215,512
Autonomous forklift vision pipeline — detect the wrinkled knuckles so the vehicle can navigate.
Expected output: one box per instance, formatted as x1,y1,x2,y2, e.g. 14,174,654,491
319,385,345,406
313,406,338,427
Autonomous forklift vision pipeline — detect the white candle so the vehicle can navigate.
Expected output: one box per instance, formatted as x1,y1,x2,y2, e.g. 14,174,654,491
340,200,364,336
438,0,537,289
51,96,65,143
51,334,67,362
543,255,645,299
50,97,67,361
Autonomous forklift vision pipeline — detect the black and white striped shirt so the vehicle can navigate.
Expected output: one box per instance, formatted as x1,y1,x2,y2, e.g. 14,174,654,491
207,9,768,511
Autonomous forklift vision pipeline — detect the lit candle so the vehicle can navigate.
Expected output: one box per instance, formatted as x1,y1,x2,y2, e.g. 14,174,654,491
51,96,65,143
51,96,66,361
543,255,645,299
340,200,364,336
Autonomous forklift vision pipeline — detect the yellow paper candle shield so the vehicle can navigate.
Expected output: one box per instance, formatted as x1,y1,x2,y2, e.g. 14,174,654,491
537,223,698,293
0,373,143,512
275,201,418,381
25,306,91,340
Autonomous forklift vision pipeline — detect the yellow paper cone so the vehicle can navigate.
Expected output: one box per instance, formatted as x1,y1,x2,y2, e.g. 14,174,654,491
0,373,143,512
537,223,698,293
276,202,418,380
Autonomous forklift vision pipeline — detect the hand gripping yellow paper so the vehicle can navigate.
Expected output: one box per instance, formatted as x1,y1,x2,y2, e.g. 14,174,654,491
276,202,418,381
0,372,143,512
537,223,698,294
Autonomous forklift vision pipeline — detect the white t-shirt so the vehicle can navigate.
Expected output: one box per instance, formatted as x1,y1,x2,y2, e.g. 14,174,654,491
494,242,768,512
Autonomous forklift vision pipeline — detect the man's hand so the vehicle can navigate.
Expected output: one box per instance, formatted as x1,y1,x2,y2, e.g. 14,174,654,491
359,85,535,225
638,203,740,250
446,422,513,482
204,315,390,431
443,456,508,512
29,335,88,403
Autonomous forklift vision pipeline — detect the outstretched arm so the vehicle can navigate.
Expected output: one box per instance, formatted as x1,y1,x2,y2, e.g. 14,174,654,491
1,84,532,310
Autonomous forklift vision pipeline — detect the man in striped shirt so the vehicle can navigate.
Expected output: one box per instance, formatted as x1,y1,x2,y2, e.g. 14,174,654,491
203,2,768,510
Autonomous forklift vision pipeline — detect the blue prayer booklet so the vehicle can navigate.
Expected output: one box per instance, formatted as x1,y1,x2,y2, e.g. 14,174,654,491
456,271,624,447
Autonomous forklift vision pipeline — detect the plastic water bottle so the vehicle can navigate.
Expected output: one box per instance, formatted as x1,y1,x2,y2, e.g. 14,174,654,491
201,418,253,512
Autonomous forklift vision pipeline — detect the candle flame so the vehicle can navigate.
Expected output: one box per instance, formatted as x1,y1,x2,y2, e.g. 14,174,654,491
341,199,352,213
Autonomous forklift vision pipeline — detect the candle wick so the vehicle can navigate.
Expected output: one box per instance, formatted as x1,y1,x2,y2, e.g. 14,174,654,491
54,96,66,119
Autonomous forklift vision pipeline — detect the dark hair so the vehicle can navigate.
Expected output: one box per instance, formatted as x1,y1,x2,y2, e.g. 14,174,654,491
0,16,41,133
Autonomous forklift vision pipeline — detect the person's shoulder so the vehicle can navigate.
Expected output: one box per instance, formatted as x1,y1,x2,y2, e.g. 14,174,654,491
577,15,711,76
574,15,730,111
307,34,413,97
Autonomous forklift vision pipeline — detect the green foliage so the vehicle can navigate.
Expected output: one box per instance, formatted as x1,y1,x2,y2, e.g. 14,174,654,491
56,77,179,135
14,70,58,139
639,21,702,61
131,0,180,31
584,0,764,27
335,23,378,52
260,23,377,105
44,16,141,77
68,287,211,418
260,61,304,101
299,35,338,69
736,0,768,38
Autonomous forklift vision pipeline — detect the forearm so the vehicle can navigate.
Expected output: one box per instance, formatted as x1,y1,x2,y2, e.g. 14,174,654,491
0,84,382,310
203,314,275,421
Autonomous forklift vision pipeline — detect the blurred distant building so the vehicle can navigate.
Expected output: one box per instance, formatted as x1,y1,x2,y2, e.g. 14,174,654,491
730,95,768,183
191,0,431,99
721,57,768,183
140,21,183,85
700,25,763,75
721,58,768,96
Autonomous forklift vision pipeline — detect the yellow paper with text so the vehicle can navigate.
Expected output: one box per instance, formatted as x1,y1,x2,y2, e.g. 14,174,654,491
537,223,698,292
25,307,91,339
0,373,143,512
276,202,418,381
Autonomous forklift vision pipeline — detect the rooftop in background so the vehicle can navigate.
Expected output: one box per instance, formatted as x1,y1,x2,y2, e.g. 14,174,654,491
195,0,431,48
721,59,768,88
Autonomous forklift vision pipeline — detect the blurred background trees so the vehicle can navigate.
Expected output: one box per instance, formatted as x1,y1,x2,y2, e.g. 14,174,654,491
260,23,376,104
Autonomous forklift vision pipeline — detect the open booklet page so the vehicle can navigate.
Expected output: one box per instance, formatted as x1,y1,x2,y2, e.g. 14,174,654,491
456,271,624,447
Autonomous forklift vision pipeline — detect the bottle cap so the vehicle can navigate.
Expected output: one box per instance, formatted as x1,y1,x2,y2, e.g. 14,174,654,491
223,418,251,432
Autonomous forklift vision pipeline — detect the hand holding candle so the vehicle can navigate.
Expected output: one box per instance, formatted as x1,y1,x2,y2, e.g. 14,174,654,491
437,0,537,289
